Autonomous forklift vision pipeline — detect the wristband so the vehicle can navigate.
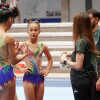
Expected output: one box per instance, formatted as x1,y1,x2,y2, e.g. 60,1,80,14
64,60,67,65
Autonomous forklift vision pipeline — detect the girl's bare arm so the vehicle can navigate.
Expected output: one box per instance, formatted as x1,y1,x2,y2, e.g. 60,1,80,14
40,44,53,77
6,35,28,65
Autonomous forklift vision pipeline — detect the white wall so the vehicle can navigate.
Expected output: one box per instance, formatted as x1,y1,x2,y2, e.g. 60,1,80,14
92,0,100,11
6,0,100,23
15,0,61,23
69,0,85,21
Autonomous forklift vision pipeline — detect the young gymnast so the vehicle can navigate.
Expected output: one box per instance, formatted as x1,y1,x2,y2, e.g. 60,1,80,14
14,40,32,100
0,3,29,100
23,19,53,100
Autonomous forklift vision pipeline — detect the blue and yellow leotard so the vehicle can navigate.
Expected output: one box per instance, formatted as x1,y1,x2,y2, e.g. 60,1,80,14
23,43,44,86
0,34,15,90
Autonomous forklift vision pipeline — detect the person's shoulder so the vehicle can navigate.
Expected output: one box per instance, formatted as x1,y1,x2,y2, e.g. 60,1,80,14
6,34,15,40
77,38,87,44
97,28,100,34
5,34,15,44
41,43,48,49
76,38,88,48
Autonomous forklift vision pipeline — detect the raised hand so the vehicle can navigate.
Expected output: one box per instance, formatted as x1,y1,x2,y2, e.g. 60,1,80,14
20,43,28,54
15,40,20,54
15,40,19,49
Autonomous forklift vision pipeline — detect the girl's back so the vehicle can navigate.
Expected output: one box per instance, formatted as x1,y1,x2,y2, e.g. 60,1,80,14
0,33,15,91
0,34,10,68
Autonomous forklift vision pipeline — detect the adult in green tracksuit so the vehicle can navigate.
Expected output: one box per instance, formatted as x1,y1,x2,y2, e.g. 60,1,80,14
87,9,100,100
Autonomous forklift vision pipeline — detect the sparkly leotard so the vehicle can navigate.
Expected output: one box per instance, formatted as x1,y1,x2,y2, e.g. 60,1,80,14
0,34,15,90
23,43,44,86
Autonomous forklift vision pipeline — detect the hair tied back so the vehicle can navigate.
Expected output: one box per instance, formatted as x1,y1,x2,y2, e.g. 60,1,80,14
35,19,40,23
26,18,32,23
1,7,9,10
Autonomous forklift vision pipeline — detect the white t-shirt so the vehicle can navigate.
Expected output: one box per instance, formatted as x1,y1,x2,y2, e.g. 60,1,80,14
10,0,18,7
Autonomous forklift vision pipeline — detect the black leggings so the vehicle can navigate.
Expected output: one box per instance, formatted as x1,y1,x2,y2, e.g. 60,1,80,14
72,84,93,100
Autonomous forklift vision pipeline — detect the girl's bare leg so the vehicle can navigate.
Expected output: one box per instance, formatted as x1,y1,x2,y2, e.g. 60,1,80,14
23,81,35,100
14,81,18,100
0,79,16,100
14,92,18,100
35,82,44,100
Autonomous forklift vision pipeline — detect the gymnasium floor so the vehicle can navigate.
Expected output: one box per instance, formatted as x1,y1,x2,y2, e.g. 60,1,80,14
16,73,74,100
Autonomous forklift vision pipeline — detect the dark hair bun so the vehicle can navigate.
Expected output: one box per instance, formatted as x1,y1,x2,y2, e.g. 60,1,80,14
3,2,9,8
36,19,40,23
0,2,10,10
26,18,32,23
0,3,3,9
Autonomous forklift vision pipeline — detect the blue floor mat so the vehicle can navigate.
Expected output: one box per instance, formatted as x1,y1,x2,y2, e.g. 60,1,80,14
16,77,74,100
